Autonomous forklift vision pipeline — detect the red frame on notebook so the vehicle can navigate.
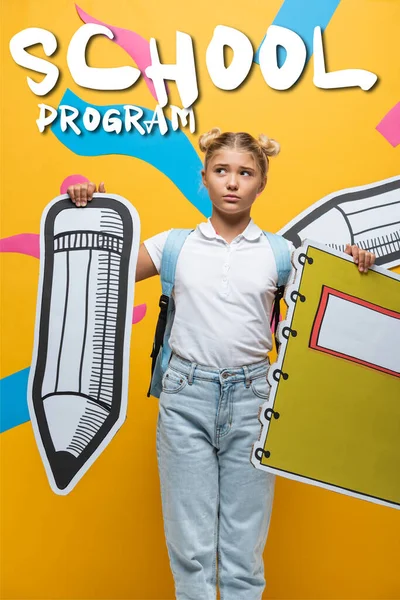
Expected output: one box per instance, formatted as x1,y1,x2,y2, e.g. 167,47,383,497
310,286,400,378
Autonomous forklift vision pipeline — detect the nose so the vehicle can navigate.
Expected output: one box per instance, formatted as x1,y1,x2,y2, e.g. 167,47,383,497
226,173,239,190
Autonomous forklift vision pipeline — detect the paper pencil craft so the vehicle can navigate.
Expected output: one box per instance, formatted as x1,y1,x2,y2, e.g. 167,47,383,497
28,195,140,495
252,241,400,510
279,176,400,269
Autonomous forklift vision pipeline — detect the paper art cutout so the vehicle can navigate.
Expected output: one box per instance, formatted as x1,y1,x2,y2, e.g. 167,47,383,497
1,368,31,433
75,4,165,102
0,230,146,328
255,0,342,65
252,241,400,510
27,194,140,494
376,102,400,147
0,233,40,259
279,176,400,269
132,303,146,324
0,177,88,260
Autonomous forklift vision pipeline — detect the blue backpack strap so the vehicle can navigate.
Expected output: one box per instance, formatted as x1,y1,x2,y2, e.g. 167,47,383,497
263,231,292,287
160,229,193,296
147,228,193,398
263,231,292,353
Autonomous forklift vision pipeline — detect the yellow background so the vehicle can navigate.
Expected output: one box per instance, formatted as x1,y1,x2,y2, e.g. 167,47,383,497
1,0,400,598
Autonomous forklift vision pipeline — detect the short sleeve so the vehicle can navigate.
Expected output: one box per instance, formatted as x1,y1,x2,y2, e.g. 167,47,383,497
143,229,172,274
286,240,296,284
286,239,295,256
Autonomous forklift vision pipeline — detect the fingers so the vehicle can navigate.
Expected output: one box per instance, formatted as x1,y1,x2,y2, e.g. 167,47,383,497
74,184,82,206
67,185,75,203
363,250,376,272
347,244,376,273
66,181,106,207
357,249,376,273
358,248,366,272
81,185,88,206
350,244,360,267
87,182,96,203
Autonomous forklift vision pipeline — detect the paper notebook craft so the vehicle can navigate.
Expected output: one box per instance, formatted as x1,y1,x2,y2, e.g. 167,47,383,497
252,241,400,510
28,194,140,495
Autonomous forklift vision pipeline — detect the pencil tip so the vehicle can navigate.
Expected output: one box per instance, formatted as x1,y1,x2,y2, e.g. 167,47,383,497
51,451,81,490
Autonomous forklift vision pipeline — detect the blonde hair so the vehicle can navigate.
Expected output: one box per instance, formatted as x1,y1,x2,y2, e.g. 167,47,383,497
199,128,280,182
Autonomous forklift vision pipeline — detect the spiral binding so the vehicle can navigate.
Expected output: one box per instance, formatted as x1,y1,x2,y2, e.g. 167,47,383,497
255,447,270,461
281,326,297,339
298,252,314,266
256,248,314,466
272,369,289,382
290,290,306,303
264,408,280,421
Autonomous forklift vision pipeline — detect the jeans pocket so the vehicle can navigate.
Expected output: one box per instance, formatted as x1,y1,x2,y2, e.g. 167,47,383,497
250,375,271,400
161,366,188,394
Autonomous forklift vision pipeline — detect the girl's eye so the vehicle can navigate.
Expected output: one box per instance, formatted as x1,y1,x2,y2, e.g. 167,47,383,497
215,168,226,174
241,170,252,176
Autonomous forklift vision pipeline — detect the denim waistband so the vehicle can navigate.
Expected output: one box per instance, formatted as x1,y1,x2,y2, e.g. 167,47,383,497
168,352,270,386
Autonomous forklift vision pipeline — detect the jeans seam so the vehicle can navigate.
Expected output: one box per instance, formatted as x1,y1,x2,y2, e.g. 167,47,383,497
212,488,219,598
162,367,189,394
217,513,223,600
162,382,188,394
218,385,233,439
156,409,180,595
167,365,187,378
215,386,222,447
250,375,270,400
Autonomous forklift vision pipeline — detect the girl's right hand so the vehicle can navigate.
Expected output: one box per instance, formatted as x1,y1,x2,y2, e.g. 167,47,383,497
67,182,106,207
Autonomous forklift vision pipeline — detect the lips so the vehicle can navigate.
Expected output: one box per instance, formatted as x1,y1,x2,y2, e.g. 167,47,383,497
223,195,240,200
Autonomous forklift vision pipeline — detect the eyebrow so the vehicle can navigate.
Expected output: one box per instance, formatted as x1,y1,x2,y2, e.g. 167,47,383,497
214,163,256,172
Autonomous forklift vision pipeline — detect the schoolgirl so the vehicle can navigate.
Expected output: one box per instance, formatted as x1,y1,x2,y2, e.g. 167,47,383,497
68,128,375,599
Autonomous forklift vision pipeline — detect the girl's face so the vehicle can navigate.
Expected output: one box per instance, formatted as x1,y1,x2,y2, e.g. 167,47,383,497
201,149,266,216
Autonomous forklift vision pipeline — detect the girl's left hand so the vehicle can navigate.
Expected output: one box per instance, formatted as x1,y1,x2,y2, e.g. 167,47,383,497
344,244,376,273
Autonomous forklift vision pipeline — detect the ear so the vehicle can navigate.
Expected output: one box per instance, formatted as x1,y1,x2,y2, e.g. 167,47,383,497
256,176,267,197
201,169,208,188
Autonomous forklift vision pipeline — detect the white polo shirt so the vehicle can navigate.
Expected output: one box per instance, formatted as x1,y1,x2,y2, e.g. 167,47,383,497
143,218,294,368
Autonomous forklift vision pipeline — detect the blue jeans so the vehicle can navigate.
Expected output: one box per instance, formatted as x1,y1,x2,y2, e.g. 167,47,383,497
156,352,275,600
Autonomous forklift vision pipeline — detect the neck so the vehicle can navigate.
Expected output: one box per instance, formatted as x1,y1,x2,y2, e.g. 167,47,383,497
209,208,252,243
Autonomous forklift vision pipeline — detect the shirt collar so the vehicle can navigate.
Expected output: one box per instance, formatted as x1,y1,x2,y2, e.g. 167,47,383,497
198,218,263,241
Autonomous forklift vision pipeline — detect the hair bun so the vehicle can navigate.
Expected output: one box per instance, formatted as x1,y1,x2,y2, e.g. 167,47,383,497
199,128,222,152
258,134,280,157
